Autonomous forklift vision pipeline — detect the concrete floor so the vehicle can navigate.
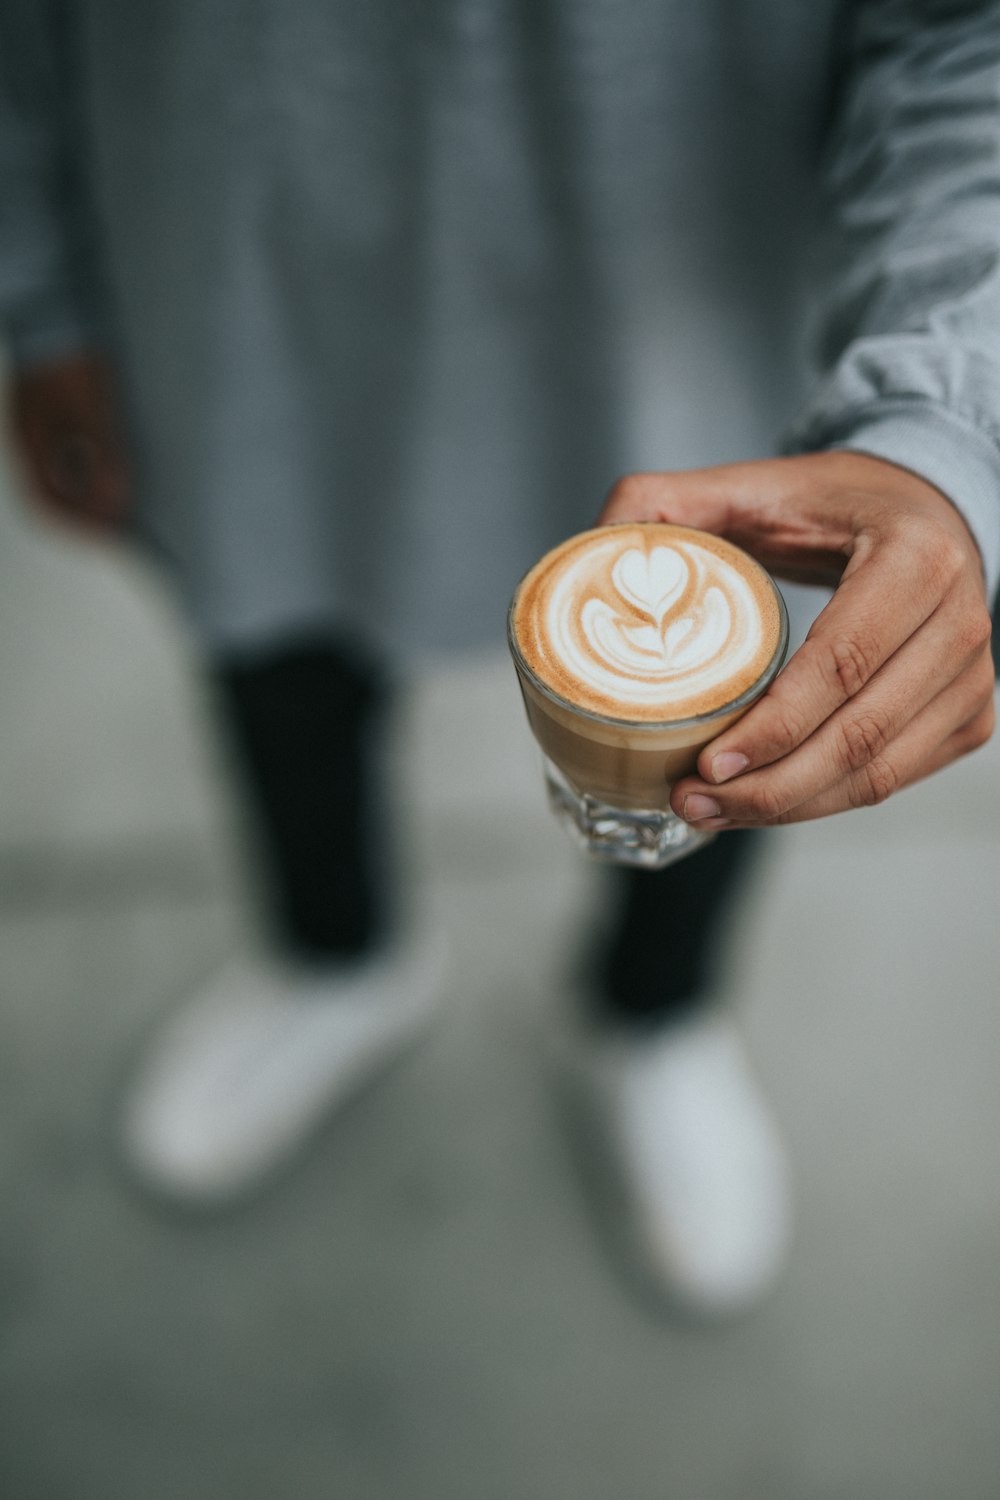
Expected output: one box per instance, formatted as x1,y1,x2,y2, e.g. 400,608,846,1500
1,446,999,1500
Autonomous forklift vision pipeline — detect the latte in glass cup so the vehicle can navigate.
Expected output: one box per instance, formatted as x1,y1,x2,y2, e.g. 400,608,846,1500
507,523,788,867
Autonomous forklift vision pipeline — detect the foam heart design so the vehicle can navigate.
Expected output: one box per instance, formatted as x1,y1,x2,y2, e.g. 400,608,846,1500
611,546,687,626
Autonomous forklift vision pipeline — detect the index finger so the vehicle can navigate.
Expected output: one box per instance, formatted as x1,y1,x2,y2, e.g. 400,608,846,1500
698,521,952,785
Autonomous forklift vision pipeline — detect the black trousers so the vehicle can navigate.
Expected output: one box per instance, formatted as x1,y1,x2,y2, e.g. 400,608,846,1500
215,639,762,1023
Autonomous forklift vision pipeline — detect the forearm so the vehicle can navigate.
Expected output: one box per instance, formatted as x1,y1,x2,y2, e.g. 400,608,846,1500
785,0,1000,610
0,1,106,367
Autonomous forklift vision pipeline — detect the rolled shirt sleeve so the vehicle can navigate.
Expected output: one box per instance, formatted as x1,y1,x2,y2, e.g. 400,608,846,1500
785,0,1000,610
0,1,105,367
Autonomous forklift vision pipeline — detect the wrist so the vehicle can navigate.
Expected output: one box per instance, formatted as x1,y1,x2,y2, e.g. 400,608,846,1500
795,402,1000,609
821,449,988,588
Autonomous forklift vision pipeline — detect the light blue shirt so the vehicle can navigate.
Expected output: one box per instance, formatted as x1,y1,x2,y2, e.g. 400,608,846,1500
2,1,999,654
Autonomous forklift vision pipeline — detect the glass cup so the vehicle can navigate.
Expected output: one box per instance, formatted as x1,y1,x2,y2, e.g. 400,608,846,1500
507,532,788,870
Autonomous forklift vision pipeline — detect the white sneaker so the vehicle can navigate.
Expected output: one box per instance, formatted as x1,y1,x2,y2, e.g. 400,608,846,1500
555,1007,792,1318
119,934,445,1205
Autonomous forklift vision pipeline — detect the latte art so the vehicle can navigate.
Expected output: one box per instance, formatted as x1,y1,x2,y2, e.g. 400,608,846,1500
512,524,783,722
557,540,760,708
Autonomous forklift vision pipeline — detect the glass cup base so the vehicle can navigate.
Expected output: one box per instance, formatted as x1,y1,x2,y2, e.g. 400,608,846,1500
542,762,715,870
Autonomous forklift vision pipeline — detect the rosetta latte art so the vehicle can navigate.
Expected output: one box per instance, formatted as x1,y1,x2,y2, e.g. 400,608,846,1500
515,526,778,720
550,538,762,710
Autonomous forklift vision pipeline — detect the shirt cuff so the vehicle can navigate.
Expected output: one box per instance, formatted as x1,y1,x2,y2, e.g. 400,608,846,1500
2,297,104,372
789,402,1000,612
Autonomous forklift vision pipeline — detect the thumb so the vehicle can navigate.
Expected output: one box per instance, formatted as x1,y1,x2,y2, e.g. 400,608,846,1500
599,468,740,533
598,456,867,587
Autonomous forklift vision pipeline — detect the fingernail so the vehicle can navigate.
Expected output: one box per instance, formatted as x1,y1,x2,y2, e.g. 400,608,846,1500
683,793,721,822
711,752,749,784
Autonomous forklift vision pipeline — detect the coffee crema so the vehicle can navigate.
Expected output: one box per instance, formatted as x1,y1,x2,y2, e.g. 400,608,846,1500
511,524,782,723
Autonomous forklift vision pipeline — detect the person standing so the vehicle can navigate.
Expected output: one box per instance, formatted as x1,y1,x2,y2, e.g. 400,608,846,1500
2,0,996,1315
